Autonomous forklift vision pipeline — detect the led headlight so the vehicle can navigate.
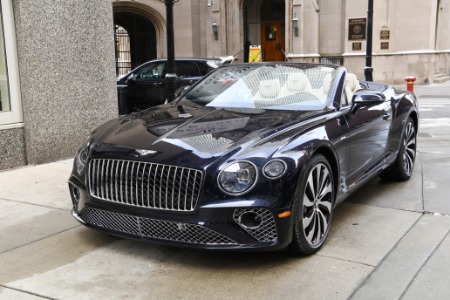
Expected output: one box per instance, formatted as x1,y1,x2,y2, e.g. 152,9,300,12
263,159,287,179
76,136,92,175
218,161,257,195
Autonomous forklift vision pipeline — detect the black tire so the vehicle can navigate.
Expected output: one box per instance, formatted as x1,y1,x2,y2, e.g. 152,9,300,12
291,154,335,255
380,117,417,181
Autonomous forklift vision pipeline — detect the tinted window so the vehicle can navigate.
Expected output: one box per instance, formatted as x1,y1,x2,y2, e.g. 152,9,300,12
197,62,212,76
130,62,165,81
176,61,199,77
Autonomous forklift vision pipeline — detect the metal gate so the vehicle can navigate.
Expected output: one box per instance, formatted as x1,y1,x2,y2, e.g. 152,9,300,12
319,56,344,66
114,12,157,77
114,25,132,77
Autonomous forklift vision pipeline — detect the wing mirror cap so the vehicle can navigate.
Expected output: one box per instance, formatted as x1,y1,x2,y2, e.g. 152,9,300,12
352,90,386,104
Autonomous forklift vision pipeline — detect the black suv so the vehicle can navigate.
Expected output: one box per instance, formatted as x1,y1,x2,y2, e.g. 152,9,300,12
117,58,227,114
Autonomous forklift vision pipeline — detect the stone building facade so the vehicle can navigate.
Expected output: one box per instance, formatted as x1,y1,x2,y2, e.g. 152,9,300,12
112,0,449,83
0,0,117,170
0,0,449,170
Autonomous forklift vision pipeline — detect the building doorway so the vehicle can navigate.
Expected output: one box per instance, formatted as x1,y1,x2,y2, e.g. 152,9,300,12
261,22,285,61
243,0,285,62
114,12,157,76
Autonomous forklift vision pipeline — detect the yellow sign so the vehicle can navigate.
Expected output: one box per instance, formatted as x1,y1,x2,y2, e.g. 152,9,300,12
249,45,262,62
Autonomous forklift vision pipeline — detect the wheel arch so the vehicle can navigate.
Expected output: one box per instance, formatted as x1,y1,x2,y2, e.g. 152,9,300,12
408,110,419,133
311,145,339,205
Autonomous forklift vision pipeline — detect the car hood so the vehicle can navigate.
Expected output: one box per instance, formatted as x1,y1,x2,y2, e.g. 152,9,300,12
93,103,320,167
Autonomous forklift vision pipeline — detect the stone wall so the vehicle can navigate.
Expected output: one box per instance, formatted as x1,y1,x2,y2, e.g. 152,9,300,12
0,126,26,170
12,0,118,166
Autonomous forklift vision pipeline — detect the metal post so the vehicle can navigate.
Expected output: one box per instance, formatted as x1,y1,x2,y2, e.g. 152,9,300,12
365,0,374,81
160,0,179,101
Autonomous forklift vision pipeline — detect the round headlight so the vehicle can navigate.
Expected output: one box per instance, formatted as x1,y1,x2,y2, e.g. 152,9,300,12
76,136,92,175
218,161,257,195
263,159,287,179
76,147,89,174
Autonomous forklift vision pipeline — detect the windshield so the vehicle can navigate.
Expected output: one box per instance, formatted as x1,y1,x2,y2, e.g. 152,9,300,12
179,64,337,111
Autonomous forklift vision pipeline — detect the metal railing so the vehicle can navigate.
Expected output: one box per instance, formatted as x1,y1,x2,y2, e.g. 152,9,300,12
319,56,344,66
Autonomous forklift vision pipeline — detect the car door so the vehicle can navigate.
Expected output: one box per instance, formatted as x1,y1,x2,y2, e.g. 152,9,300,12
124,61,167,111
343,91,392,187
175,61,202,88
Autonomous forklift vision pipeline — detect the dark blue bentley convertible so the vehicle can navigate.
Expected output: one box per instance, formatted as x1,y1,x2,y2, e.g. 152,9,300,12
69,63,418,254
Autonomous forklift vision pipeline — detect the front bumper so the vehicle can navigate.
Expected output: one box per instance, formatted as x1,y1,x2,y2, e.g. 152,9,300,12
69,182,293,251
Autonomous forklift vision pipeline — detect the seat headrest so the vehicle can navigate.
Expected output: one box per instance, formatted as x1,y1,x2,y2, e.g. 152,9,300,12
321,73,332,95
259,79,280,98
345,73,361,92
286,73,309,92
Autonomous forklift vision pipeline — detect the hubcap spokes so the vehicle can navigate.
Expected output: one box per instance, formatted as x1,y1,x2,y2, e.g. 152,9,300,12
303,163,333,246
403,122,416,176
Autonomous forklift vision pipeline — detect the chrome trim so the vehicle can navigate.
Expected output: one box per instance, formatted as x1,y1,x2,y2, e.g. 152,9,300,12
88,159,203,212
71,209,86,225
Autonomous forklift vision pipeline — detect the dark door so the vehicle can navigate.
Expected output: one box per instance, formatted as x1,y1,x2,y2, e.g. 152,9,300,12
344,100,392,186
261,22,285,61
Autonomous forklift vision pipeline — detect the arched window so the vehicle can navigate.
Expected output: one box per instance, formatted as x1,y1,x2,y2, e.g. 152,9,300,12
114,12,157,76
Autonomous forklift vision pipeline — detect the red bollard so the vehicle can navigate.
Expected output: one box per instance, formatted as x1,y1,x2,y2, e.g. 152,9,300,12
404,76,416,93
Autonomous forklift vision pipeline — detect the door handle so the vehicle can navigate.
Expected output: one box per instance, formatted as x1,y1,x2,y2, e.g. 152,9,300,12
383,113,391,121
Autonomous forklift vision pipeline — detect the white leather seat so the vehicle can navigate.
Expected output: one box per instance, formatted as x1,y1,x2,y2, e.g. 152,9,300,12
313,73,332,100
278,72,313,98
253,79,281,105
345,73,362,103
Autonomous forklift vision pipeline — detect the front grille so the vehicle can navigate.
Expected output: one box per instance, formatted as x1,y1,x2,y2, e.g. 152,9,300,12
89,159,203,211
79,208,238,246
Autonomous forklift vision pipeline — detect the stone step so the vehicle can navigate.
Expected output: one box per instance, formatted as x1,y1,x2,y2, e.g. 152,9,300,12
433,73,450,83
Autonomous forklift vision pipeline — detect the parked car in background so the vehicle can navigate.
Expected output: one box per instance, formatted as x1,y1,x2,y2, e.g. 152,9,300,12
70,62,418,254
117,57,233,114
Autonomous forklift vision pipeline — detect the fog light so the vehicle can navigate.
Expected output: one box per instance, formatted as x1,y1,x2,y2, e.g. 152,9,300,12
238,211,262,229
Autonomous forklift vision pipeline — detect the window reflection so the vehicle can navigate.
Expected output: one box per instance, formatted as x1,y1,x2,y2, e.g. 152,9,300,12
0,8,10,113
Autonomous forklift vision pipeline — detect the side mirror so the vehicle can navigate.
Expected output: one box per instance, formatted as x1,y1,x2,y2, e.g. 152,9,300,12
352,90,386,104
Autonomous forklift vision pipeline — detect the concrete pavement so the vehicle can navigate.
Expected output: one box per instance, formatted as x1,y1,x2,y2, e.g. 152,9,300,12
1,82,449,299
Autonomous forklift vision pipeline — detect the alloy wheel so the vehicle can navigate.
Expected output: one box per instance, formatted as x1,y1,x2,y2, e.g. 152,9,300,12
402,121,416,176
302,163,333,246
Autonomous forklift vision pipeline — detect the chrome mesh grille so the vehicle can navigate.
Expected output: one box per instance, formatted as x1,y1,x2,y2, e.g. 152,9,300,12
79,208,238,246
88,159,203,211
233,208,278,242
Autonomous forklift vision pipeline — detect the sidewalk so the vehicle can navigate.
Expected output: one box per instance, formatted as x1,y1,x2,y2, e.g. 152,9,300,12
0,82,449,299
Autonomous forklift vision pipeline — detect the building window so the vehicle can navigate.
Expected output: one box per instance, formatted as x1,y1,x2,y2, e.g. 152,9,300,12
0,5,10,113
0,0,22,126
